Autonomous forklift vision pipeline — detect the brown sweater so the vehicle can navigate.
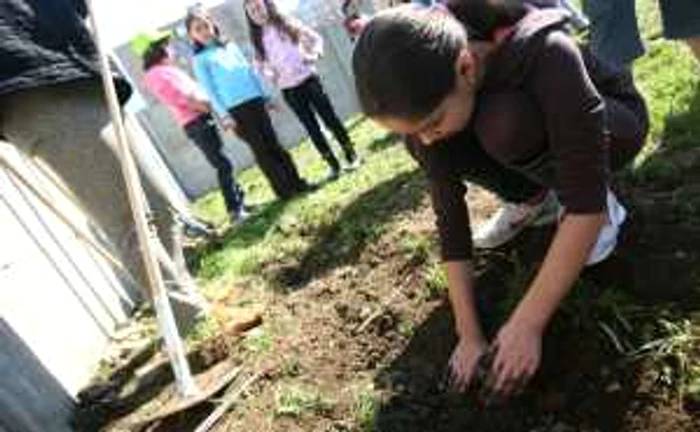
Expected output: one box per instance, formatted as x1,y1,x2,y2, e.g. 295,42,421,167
409,10,649,261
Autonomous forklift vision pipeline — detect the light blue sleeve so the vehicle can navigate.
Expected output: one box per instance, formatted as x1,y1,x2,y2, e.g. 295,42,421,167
192,54,228,116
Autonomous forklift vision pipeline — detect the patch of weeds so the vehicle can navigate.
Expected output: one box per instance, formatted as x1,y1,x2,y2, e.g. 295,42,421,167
399,232,432,264
280,357,303,378
242,327,273,355
631,318,700,399
353,385,378,432
274,385,335,418
397,320,415,338
186,316,221,345
421,261,448,301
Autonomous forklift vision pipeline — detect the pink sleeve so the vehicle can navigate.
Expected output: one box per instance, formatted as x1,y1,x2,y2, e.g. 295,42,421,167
146,68,196,109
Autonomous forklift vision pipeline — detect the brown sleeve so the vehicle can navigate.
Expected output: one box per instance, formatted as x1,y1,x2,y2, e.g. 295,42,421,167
405,139,474,261
529,30,608,213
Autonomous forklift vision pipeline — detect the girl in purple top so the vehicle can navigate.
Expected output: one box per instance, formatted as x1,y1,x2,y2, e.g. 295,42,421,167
244,0,360,179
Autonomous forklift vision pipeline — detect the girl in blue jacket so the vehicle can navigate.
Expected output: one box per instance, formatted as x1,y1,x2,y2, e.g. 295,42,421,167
186,9,311,199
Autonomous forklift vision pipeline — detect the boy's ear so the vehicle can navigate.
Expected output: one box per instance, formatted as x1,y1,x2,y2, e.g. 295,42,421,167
455,48,476,82
455,48,476,86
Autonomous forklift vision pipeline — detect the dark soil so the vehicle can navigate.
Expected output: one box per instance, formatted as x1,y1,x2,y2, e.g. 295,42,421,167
75,146,700,432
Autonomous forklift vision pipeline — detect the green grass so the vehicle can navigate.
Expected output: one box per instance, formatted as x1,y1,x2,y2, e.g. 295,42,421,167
193,118,417,285
353,385,379,432
188,0,700,425
242,327,274,355
274,385,336,418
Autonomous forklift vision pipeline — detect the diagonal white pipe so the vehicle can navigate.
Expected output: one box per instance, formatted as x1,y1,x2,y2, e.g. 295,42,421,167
85,0,199,398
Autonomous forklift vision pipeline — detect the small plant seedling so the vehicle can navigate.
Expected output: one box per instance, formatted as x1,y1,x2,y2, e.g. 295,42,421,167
353,385,378,432
274,386,335,418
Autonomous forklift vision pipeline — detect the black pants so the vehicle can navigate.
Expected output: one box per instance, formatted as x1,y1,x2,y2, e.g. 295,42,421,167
184,113,245,214
282,76,357,171
229,98,307,199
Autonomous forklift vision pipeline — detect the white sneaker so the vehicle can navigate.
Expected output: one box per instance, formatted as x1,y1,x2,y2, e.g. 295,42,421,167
473,191,559,249
586,190,627,265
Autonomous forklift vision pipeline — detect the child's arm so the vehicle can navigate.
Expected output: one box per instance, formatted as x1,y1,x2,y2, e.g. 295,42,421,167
444,260,488,389
295,18,324,60
253,56,280,87
490,212,604,394
192,55,228,118
489,30,610,395
416,150,488,388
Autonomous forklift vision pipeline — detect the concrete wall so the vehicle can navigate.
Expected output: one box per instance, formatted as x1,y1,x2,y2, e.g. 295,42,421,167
0,143,138,431
114,0,361,199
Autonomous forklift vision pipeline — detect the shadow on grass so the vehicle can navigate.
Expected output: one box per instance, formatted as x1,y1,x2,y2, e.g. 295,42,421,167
271,167,426,290
372,88,700,432
186,198,291,275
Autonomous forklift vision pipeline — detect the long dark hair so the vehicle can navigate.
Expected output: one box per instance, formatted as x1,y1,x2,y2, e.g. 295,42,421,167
244,0,301,61
185,9,226,54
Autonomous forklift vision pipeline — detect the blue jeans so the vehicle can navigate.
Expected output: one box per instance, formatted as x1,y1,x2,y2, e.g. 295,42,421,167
585,0,700,69
584,0,644,70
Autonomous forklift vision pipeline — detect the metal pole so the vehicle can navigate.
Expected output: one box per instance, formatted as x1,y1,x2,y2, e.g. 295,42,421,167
85,0,198,398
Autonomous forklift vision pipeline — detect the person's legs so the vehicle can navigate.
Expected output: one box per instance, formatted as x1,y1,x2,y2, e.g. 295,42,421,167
583,0,644,69
0,80,173,297
659,0,700,63
251,100,310,191
231,99,307,198
304,76,359,164
184,114,245,216
422,125,556,250
282,83,342,173
475,89,647,260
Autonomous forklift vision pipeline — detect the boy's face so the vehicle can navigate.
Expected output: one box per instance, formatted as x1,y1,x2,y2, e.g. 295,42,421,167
377,49,478,146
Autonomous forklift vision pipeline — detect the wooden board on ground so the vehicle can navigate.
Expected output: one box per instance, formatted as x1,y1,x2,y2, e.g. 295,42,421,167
126,361,242,429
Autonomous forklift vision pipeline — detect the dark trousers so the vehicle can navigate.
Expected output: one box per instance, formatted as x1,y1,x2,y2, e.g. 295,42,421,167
229,98,307,199
282,76,357,171
184,113,245,214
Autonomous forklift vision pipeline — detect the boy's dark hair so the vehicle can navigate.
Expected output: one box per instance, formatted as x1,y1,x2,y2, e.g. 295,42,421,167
142,39,169,71
352,5,468,121
185,10,226,54
244,0,300,62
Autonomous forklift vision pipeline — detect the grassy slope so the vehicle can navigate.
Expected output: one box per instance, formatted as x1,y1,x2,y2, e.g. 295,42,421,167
188,0,700,429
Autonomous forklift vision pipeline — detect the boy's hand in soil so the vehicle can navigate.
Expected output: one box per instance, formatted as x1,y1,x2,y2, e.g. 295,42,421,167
488,317,542,398
448,336,488,392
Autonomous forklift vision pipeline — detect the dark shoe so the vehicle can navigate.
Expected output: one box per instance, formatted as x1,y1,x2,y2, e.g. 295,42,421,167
344,156,363,172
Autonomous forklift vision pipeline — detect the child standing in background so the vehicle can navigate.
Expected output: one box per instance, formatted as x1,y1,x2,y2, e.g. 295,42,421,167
186,9,312,200
244,0,360,180
136,31,250,223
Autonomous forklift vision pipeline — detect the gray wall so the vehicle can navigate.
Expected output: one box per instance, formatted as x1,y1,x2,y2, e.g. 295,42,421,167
115,1,361,199
0,143,137,432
